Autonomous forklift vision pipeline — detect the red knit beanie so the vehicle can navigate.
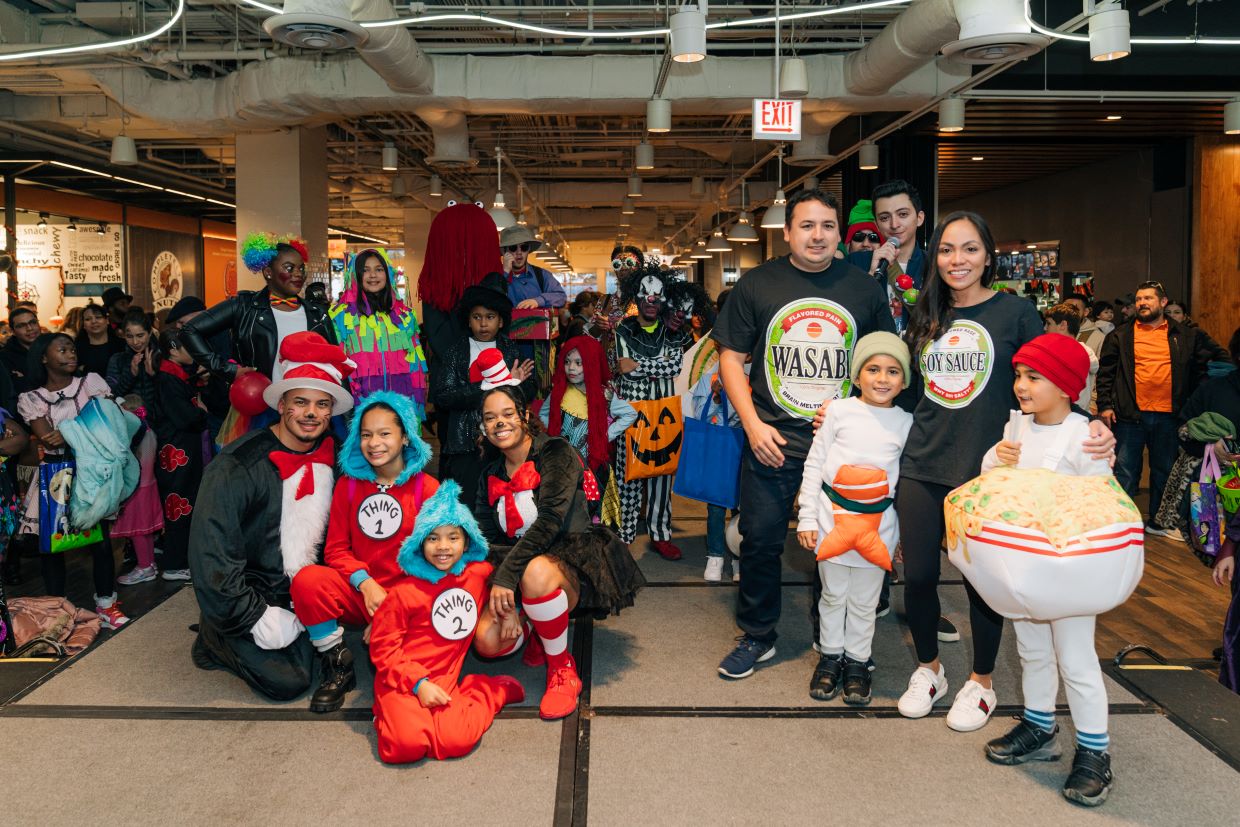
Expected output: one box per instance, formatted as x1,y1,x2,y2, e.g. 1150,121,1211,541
1012,333,1089,401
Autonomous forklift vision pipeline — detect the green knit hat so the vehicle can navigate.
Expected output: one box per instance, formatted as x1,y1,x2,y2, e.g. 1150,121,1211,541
1186,412,1235,444
848,199,877,227
850,331,911,385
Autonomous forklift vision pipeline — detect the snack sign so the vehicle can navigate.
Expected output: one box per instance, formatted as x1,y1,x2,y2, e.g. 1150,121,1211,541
752,98,802,141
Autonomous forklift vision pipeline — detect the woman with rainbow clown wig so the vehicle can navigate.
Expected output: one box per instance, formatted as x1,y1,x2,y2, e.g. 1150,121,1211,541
329,248,428,420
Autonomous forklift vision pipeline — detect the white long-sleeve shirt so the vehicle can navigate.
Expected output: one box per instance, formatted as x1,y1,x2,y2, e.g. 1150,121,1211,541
797,397,913,568
981,411,1110,477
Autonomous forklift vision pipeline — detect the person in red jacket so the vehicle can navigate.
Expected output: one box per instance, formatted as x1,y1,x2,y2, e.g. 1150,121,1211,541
289,390,437,713
371,478,524,764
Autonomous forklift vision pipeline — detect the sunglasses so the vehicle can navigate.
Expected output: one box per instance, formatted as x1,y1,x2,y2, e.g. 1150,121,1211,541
1136,280,1164,293
503,242,535,253
612,255,639,271
851,232,881,244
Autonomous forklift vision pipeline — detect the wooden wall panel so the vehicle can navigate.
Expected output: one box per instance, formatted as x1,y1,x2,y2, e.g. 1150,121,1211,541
126,227,202,315
1192,136,1240,347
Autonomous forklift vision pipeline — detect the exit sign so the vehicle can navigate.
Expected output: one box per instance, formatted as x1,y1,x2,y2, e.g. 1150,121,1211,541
752,98,801,141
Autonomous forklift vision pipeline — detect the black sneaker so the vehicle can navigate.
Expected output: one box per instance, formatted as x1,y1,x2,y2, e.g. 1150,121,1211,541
309,642,357,713
1063,747,1113,807
718,635,776,679
875,598,891,619
985,718,1062,765
190,633,222,672
937,616,960,642
841,657,872,706
809,654,844,700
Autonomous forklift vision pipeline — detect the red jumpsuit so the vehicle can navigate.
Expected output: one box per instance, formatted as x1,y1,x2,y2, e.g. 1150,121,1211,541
370,560,523,763
290,473,437,628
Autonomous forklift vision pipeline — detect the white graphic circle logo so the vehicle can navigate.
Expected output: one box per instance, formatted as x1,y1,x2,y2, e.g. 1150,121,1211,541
920,320,994,409
357,493,403,540
431,588,478,640
764,298,858,418
150,250,183,311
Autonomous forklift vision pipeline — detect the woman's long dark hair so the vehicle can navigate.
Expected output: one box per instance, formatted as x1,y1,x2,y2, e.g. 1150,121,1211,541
354,251,394,315
27,332,75,389
905,210,997,358
477,384,543,462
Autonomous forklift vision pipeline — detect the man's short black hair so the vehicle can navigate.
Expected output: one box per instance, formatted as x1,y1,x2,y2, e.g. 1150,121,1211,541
871,179,923,215
784,189,841,227
9,306,37,325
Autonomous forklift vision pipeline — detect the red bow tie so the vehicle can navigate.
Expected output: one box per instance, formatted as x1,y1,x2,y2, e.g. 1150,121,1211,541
270,296,302,308
268,437,334,500
487,461,541,538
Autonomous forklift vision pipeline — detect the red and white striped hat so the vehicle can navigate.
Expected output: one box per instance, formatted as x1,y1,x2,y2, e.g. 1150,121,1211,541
469,347,518,390
263,331,357,415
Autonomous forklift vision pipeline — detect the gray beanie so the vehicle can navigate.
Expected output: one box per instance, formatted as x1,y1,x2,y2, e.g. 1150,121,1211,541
850,331,911,385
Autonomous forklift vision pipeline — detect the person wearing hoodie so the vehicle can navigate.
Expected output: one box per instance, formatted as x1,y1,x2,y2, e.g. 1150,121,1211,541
289,390,439,713
329,249,428,420
370,478,525,764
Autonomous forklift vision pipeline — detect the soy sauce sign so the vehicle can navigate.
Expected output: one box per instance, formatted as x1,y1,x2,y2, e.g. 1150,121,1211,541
752,98,802,141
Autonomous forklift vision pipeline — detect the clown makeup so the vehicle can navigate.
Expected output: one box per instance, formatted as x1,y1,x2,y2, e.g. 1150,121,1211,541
359,253,388,295
665,295,695,333
423,525,467,572
266,249,307,299
359,404,407,481
277,388,333,447
564,349,585,387
637,274,666,322
612,254,640,273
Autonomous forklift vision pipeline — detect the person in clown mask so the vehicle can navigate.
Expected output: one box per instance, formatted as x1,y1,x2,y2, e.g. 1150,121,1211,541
665,279,711,344
592,246,646,372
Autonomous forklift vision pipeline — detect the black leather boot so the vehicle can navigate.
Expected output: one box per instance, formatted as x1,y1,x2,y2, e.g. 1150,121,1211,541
310,642,356,713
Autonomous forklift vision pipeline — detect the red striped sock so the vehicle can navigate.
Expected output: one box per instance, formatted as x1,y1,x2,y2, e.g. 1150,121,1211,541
523,588,570,670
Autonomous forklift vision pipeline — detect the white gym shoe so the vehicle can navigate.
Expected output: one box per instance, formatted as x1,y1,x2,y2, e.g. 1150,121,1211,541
704,556,724,582
161,569,192,581
117,565,157,586
946,679,998,732
897,666,948,719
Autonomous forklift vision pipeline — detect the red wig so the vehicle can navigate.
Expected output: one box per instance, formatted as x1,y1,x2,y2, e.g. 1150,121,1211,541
417,203,503,312
548,334,613,470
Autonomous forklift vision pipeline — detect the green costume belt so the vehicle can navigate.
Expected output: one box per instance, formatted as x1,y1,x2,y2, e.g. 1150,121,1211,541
821,481,893,514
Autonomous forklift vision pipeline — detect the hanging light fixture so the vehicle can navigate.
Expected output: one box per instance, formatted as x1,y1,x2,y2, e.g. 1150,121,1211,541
727,180,759,243
110,135,137,166
1089,0,1130,62
487,148,516,230
37,212,48,227
627,176,643,197
691,237,712,258
381,142,399,171
619,212,631,227
778,12,807,98
706,228,732,252
690,176,705,197
1225,99,1240,134
428,174,443,196
938,97,965,132
859,142,879,171
670,5,706,63
759,145,787,229
635,141,655,170
391,175,407,197
66,219,77,232
647,97,671,133
97,223,107,235
802,175,819,191
621,197,635,215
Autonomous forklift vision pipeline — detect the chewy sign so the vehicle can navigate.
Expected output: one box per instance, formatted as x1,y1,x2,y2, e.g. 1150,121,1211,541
752,98,802,141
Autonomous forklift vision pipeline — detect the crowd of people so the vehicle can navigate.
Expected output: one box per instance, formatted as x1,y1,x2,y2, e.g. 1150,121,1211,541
0,192,1237,809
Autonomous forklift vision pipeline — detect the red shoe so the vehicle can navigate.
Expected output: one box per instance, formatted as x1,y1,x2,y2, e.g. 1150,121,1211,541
539,658,583,721
494,675,526,707
651,540,682,561
522,630,546,667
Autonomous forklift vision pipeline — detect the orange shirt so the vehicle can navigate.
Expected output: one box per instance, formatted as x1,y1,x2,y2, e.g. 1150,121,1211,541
1133,319,1172,412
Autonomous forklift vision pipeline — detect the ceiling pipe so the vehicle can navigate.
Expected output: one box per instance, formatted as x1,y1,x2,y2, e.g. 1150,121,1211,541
844,0,960,96
348,0,434,95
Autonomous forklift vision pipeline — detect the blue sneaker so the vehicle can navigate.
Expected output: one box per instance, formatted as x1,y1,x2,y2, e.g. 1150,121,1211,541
718,635,776,679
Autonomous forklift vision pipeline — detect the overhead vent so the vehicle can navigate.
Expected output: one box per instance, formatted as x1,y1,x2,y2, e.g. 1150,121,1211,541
262,0,369,50
940,0,1049,64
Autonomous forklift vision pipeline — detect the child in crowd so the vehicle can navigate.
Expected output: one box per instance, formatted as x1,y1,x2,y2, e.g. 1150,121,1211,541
17,333,128,629
1042,302,1099,414
797,333,913,705
150,328,207,582
290,391,438,714
979,333,1115,807
1213,505,1240,694
687,359,750,583
111,396,165,586
370,478,524,764
431,273,535,506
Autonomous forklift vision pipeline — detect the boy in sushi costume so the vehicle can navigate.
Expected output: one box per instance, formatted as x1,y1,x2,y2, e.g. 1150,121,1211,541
978,333,1115,807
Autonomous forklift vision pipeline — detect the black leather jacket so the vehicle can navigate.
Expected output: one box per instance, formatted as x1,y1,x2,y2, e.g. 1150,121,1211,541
180,288,334,380
430,335,536,455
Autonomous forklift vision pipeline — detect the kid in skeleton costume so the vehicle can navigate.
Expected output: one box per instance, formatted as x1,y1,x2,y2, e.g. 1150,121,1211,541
613,263,693,558
370,479,524,764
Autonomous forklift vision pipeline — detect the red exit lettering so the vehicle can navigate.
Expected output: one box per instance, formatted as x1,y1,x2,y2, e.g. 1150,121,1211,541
761,100,794,132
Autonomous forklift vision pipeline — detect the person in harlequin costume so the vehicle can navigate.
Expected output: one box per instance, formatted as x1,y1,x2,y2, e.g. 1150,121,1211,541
329,248,428,419
189,331,353,701
665,278,712,345
289,390,438,713
371,478,524,764
612,262,693,559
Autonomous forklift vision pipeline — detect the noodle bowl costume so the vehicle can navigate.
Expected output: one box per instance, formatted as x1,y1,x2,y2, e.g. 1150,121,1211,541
371,479,524,764
290,391,438,713
188,332,354,701
329,248,428,419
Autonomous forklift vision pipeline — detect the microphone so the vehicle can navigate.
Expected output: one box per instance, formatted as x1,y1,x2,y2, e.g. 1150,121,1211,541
872,236,900,277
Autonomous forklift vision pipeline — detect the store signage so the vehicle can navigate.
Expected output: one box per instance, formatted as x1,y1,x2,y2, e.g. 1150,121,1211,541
752,98,802,141
9,223,124,297
150,250,184,311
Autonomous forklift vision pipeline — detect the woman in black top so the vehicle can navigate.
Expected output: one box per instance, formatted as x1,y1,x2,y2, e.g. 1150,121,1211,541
74,303,123,380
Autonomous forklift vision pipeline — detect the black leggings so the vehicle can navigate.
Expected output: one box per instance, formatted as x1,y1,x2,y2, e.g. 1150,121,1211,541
39,523,115,601
897,477,1004,675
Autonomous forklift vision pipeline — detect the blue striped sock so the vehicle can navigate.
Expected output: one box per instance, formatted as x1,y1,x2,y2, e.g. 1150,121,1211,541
306,619,338,641
1023,708,1055,733
1076,730,1110,752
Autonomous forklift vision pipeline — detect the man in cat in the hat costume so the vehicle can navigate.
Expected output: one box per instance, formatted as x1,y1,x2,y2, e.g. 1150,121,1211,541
189,331,355,700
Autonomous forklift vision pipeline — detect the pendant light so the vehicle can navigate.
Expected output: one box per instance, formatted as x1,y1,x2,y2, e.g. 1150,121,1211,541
690,237,711,258
487,148,516,230
627,176,643,197
690,176,705,197
621,197,635,215
635,141,655,170
390,175,407,197
1089,0,1130,62
381,142,399,171
759,146,787,229
938,97,965,132
670,5,706,63
647,97,671,133
110,73,136,166
428,174,443,196
727,180,759,243
1224,99,1240,134
67,219,77,232
859,142,879,171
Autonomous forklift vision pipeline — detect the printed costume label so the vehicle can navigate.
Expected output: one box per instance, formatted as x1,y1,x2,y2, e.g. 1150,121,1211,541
764,298,858,418
357,493,403,540
920,320,994,409
431,588,478,640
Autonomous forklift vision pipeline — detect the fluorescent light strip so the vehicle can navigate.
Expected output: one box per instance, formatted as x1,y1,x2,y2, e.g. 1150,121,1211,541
0,0,186,62
165,188,207,200
112,175,164,191
329,226,389,245
1024,1,1240,46
46,160,231,203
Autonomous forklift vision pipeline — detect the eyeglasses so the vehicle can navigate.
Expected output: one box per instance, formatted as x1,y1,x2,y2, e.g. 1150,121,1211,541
851,232,881,244
611,255,639,271
1136,280,1164,293
503,242,535,253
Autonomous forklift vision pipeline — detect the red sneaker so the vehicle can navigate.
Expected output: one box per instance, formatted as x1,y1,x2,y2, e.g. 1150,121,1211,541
522,630,546,667
539,658,583,721
651,540,682,561
494,675,526,707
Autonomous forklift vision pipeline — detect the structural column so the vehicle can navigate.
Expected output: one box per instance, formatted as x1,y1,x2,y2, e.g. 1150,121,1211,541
402,206,435,317
234,127,329,291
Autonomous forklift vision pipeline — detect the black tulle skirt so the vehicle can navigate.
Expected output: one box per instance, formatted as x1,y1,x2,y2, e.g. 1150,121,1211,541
547,526,646,618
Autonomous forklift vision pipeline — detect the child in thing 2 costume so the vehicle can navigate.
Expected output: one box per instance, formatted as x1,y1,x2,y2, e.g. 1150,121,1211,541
370,479,524,764
290,391,438,713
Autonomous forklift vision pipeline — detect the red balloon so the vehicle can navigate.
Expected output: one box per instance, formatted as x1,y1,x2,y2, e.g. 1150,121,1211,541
896,273,914,290
229,371,271,417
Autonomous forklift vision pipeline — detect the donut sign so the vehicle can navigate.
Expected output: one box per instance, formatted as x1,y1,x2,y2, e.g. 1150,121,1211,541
945,467,1145,621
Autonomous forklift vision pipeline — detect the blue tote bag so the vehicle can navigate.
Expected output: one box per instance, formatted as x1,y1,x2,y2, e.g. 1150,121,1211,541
672,388,745,509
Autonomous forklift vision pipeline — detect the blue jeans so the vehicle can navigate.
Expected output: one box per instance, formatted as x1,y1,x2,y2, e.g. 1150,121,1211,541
736,445,805,643
1113,411,1178,523
706,504,727,558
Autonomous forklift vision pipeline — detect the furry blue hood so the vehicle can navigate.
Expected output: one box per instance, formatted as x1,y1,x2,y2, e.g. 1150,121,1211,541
338,390,431,486
397,479,489,584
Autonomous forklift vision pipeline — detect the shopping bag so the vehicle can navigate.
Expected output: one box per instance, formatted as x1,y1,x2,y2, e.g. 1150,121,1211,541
672,388,744,508
37,460,102,554
1188,448,1226,567
623,397,683,482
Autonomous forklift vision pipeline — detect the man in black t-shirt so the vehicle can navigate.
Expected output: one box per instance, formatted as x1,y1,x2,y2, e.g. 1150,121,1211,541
712,190,894,679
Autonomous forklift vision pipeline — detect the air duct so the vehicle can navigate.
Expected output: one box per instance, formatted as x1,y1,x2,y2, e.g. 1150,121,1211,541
417,107,476,168
263,0,368,51
940,0,1049,64
787,111,840,167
